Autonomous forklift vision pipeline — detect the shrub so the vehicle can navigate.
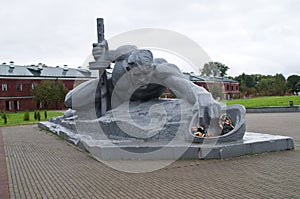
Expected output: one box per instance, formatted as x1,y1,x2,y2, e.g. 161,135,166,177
24,111,30,121
2,112,7,124
37,111,41,121
34,111,37,120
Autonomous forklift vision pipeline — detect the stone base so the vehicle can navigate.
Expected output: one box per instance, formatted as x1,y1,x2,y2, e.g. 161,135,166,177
198,132,294,159
81,132,294,160
38,120,294,160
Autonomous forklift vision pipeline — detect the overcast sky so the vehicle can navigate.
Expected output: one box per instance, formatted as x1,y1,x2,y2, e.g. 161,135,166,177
0,0,299,77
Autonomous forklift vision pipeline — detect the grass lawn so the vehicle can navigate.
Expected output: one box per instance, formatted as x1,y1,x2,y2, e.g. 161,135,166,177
0,111,64,126
223,95,300,108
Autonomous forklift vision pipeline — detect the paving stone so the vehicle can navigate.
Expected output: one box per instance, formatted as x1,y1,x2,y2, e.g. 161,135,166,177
0,112,299,198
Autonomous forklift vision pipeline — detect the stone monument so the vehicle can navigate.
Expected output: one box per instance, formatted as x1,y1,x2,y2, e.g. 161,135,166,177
39,18,294,162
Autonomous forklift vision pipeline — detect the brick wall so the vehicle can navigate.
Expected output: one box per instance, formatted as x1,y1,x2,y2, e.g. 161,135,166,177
0,79,81,112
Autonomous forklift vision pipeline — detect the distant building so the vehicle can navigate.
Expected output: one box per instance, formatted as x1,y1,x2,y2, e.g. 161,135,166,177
1,62,239,112
0,62,97,112
162,73,240,100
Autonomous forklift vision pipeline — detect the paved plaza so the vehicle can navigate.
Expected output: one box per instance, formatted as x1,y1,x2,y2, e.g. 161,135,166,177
0,112,299,198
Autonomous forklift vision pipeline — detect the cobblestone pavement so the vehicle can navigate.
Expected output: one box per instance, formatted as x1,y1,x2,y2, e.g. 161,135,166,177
0,112,299,199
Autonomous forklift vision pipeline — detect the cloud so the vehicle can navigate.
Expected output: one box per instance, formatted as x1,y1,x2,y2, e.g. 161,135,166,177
0,0,299,77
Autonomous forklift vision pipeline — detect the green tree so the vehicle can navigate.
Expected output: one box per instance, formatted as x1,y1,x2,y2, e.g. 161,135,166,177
214,62,229,77
244,75,256,88
256,77,279,96
274,74,287,96
207,82,223,99
234,73,258,97
31,80,54,109
255,74,286,96
32,80,68,109
201,62,229,77
52,81,68,109
287,75,300,95
201,62,213,76
235,73,256,88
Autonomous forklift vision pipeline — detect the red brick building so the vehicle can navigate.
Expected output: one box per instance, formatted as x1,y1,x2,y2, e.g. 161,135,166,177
0,62,97,112
162,73,240,100
1,62,239,112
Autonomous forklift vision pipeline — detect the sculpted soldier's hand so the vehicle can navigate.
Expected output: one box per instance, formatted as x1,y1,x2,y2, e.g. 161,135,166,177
92,40,108,61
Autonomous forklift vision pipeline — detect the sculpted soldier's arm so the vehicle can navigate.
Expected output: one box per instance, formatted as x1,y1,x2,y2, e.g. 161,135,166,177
92,40,116,63
153,63,203,105
153,63,221,124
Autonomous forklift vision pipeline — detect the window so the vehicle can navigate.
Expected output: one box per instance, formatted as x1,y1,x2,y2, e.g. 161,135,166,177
17,83,22,91
5,101,12,110
14,101,18,110
2,83,7,91
32,83,36,90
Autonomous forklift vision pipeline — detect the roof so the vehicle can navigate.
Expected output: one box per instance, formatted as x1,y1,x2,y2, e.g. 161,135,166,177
0,64,238,83
185,73,238,83
0,64,98,79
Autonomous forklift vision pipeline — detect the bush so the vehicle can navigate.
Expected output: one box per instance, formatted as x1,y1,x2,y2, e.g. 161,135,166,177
34,111,37,120
2,112,7,124
24,111,30,121
37,111,41,121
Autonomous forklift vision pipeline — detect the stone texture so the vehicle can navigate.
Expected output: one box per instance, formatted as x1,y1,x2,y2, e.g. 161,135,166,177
38,101,294,161
2,112,300,198
0,128,9,199
80,132,294,160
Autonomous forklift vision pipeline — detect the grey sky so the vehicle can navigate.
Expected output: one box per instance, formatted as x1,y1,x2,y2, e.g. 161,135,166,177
0,0,299,77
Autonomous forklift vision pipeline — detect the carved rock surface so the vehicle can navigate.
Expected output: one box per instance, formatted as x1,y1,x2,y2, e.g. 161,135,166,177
98,99,193,141
43,99,246,144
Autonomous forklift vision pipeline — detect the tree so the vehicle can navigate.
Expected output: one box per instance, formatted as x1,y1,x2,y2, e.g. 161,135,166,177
31,81,54,109
257,78,275,96
287,75,300,95
244,75,256,88
255,74,287,96
201,62,213,76
201,62,229,77
234,73,258,97
52,81,68,109
32,80,68,109
207,82,223,100
214,62,229,77
235,73,256,88
274,74,287,96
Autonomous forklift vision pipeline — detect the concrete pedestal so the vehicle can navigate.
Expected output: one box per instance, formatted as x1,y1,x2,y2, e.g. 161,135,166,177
38,122,294,160
81,132,294,160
